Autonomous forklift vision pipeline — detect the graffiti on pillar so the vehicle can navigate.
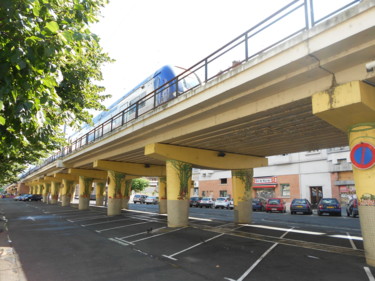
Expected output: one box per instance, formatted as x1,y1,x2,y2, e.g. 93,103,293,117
169,160,192,200
124,179,132,197
360,193,375,206
108,171,125,199
97,182,106,197
233,169,253,200
81,176,94,198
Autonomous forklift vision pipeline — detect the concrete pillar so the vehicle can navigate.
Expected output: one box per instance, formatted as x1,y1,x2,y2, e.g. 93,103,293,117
158,177,167,214
50,181,60,204
349,124,375,266
96,182,105,206
42,183,51,203
78,176,93,210
166,160,192,227
312,81,375,266
122,178,132,210
107,170,125,216
61,179,75,207
232,169,253,224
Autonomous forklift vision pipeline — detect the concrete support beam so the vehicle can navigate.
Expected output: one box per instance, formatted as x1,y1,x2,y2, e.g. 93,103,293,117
145,143,267,170
69,168,107,180
312,80,375,266
312,81,375,132
93,160,166,177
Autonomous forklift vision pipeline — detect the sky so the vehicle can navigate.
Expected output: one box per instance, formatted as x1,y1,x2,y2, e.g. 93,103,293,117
90,0,354,108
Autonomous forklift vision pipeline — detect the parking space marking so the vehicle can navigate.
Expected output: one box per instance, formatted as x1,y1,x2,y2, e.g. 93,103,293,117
95,221,152,233
67,215,107,222
116,226,167,240
125,209,213,222
82,217,133,227
225,227,294,281
120,227,186,245
162,233,224,261
364,267,375,281
347,232,358,249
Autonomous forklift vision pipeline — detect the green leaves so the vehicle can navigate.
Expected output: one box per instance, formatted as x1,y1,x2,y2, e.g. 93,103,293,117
0,0,111,186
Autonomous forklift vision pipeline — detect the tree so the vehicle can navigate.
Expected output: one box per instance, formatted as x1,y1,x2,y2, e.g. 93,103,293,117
131,178,150,193
0,0,112,185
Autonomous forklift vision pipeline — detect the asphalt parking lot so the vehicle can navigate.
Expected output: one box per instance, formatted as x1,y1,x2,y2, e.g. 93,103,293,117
1,199,374,281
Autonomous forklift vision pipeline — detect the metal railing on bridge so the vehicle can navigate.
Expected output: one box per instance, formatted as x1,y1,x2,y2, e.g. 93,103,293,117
20,0,361,179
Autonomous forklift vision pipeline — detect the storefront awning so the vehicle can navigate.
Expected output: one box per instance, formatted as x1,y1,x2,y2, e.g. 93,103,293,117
252,184,277,189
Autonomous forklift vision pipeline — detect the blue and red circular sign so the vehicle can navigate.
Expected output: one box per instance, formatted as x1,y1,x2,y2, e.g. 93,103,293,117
350,143,375,169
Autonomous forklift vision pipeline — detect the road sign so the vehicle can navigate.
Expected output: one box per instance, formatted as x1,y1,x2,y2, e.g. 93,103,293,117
350,142,375,169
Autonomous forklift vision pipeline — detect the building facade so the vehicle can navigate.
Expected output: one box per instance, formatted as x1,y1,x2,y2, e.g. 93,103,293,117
193,147,354,206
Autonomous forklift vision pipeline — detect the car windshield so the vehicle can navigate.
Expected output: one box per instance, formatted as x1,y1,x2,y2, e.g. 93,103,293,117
268,199,280,204
202,197,211,200
322,199,338,204
293,199,307,204
217,198,226,201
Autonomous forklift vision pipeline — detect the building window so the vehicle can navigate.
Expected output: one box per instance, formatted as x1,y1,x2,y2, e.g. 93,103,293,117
220,178,228,184
202,191,206,196
219,190,228,197
281,184,290,197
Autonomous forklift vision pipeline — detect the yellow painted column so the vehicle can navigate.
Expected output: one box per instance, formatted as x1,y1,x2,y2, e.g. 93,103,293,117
61,179,76,207
122,178,134,210
50,181,60,204
96,181,106,206
349,123,375,266
37,184,43,196
107,170,125,216
166,160,191,227
79,176,93,210
42,183,51,204
158,177,167,214
232,169,253,224
312,81,375,266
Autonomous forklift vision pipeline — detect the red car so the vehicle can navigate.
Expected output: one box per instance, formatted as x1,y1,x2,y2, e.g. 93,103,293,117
265,198,286,213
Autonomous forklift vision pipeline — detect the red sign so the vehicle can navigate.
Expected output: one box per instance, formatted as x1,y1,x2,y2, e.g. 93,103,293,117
350,143,375,169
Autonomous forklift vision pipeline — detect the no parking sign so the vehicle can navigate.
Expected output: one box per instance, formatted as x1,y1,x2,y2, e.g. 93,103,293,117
350,142,375,169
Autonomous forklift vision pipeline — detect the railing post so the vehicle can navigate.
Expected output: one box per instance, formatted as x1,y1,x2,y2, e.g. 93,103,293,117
245,33,249,61
309,0,315,27
204,59,208,82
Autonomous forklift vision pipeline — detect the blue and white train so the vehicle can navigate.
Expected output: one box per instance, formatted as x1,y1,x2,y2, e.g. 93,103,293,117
68,65,201,145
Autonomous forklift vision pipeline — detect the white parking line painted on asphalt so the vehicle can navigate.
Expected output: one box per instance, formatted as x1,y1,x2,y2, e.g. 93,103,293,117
116,226,167,240
67,215,107,222
364,266,375,281
125,209,213,222
95,221,151,233
120,227,186,245
108,238,131,247
81,217,133,227
163,233,224,261
241,224,325,235
330,234,363,242
225,227,294,281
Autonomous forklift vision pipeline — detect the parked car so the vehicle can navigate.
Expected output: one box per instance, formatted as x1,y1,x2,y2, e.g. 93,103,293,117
290,198,312,215
198,197,215,208
317,198,341,216
145,196,159,204
90,194,96,201
252,198,266,211
189,197,202,207
265,198,286,213
346,198,359,218
133,194,147,204
228,199,234,209
214,197,230,209
20,194,33,201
